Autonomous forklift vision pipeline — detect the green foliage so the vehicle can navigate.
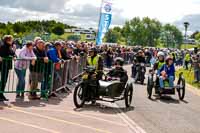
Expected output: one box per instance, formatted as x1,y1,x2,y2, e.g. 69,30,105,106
0,20,73,38
176,68,200,89
180,44,200,49
105,29,121,43
104,17,183,47
12,22,26,34
67,35,81,42
161,24,183,48
195,32,200,41
122,17,162,46
191,31,199,39
52,24,65,36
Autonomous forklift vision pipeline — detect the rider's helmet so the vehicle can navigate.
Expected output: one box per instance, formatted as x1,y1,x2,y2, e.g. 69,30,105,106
89,47,97,53
114,57,124,66
138,50,143,54
89,47,97,57
157,51,165,57
165,56,173,64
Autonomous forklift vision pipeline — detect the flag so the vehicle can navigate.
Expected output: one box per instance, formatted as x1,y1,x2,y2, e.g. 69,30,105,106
96,0,113,45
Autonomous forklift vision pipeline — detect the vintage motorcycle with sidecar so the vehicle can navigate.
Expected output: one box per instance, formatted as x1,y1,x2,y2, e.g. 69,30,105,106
73,66,133,108
147,69,185,100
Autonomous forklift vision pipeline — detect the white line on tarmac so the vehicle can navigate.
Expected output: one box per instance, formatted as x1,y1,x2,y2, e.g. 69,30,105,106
5,106,112,133
0,117,60,133
111,103,147,133
15,107,126,127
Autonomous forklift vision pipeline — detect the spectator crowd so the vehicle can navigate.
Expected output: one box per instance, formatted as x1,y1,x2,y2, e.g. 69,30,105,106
0,34,199,101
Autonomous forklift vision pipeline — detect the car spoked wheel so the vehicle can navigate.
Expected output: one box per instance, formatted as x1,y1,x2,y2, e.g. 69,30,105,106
177,78,185,100
73,83,85,108
125,84,133,108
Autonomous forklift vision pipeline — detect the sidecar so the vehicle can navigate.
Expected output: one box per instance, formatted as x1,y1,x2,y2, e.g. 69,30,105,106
73,79,133,108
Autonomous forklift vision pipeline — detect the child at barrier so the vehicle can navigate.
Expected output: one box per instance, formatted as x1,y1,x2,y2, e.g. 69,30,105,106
15,41,36,98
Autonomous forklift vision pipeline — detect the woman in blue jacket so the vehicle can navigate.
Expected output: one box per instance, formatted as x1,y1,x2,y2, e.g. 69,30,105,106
158,57,175,90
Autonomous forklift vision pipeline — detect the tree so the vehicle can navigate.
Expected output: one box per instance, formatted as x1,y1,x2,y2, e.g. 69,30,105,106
52,24,65,36
13,22,26,34
142,17,162,46
162,24,183,48
104,29,121,43
122,17,161,46
191,31,199,39
195,33,200,41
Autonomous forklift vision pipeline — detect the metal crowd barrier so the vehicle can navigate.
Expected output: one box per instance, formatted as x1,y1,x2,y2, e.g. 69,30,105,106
0,58,53,100
51,56,87,94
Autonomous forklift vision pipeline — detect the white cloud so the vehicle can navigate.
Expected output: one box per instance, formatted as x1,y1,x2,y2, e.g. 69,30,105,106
0,0,200,28
114,0,200,22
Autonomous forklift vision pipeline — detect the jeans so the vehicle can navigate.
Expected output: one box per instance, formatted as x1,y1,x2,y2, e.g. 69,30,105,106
15,68,26,94
194,70,200,82
159,76,174,88
0,65,9,96
41,72,50,96
106,59,112,68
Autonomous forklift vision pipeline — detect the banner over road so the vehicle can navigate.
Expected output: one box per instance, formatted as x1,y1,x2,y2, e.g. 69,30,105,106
96,0,113,45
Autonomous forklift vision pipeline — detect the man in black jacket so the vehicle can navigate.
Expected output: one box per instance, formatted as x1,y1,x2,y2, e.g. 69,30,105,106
29,40,49,99
0,35,16,101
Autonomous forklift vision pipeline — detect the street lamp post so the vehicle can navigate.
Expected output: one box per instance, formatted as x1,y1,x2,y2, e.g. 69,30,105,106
184,22,190,49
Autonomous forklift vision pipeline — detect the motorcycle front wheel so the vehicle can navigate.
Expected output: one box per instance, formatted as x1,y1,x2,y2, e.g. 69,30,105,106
73,83,86,108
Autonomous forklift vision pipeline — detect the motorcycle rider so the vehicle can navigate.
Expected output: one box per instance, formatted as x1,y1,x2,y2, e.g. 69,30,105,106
153,51,165,71
132,50,146,78
158,56,175,91
136,50,146,64
153,51,166,89
87,47,103,79
107,57,128,84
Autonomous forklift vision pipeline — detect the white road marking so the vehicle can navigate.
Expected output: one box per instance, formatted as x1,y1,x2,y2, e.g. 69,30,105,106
112,103,147,133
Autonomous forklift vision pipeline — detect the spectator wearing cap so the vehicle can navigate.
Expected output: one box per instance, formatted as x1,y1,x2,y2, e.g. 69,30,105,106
29,40,49,100
0,35,16,101
15,41,36,98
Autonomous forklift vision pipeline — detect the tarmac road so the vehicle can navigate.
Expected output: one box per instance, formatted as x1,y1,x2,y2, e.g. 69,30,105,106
116,65,200,133
0,65,200,133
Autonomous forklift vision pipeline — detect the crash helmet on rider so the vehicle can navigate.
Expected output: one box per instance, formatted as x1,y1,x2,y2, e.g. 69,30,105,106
157,51,165,57
165,56,173,65
89,47,98,56
107,57,128,83
114,57,124,67
154,51,165,71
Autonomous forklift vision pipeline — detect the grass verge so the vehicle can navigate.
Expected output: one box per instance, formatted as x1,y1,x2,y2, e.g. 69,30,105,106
176,67,200,89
